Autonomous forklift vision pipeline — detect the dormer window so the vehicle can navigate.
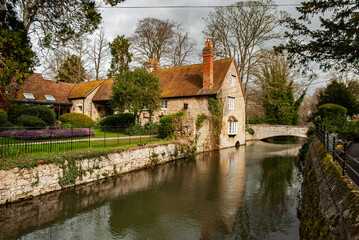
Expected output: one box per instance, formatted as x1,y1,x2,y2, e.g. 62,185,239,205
45,95,56,101
23,93,35,99
231,75,236,87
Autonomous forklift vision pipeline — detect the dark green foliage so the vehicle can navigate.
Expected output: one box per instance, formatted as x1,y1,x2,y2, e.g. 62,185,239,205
99,113,135,129
317,104,347,127
24,105,56,126
247,118,267,124
17,115,46,129
108,35,132,77
196,114,206,130
158,111,185,139
246,127,255,135
59,113,95,127
0,109,7,123
144,122,159,134
277,1,359,73
110,68,162,121
306,126,316,137
0,2,36,109
8,105,29,124
57,55,87,83
208,97,223,144
317,80,358,116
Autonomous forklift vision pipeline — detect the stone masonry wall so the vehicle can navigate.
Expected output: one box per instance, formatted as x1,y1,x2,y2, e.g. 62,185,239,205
0,143,185,205
300,138,359,240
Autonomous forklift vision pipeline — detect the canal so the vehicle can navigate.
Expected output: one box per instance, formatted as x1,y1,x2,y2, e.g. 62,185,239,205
0,138,306,240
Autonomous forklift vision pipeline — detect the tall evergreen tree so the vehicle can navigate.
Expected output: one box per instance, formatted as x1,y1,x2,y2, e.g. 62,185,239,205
0,2,36,111
108,35,132,77
57,55,88,83
317,80,359,116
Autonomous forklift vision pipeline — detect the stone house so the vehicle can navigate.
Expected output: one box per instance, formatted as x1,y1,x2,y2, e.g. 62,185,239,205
141,41,246,150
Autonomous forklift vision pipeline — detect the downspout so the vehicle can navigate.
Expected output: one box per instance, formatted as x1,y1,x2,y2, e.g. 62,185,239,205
82,99,85,114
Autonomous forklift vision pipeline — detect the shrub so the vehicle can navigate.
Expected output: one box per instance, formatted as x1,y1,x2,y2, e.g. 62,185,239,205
246,127,255,135
247,118,267,124
158,111,185,138
0,108,7,123
8,105,28,124
124,124,144,135
24,105,56,126
317,103,347,127
59,113,95,127
99,113,135,129
17,115,47,128
144,122,159,134
306,126,316,137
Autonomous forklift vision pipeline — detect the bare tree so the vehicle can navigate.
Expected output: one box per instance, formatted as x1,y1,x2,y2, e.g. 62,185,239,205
130,17,175,63
89,29,109,80
203,0,286,97
168,26,196,67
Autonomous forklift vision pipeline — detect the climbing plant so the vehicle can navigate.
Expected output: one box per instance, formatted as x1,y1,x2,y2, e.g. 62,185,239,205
208,96,223,146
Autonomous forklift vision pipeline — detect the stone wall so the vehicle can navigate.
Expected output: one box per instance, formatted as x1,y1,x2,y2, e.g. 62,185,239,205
0,143,185,205
300,138,359,239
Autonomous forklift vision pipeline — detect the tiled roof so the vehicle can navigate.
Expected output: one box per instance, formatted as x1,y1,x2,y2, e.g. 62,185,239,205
16,74,74,104
68,80,103,99
92,79,113,101
156,58,234,98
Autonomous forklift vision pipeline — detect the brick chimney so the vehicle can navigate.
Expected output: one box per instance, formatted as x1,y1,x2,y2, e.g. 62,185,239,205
153,58,160,71
145,57,154,72
202,41,214,89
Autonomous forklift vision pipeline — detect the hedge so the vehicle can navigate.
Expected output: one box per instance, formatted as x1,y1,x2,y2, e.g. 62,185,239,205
59,113,95,127
317,103,347,127
0,108,7,123
24,105,56,126
99,113,135,129
158,111,185,138
17,115,47,129
8,105,28,124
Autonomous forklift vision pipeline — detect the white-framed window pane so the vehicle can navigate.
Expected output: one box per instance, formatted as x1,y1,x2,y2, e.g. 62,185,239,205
228,121,237,135
228,97,234,110
23,93,35,99
162,99,167,109
231,75,236,87
45,95,56,101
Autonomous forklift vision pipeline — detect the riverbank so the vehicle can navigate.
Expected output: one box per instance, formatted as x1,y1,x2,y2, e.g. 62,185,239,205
300,138,359,239
0,143,186,205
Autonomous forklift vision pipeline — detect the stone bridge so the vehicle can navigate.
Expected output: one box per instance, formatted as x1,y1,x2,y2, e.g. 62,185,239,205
245,124,309,141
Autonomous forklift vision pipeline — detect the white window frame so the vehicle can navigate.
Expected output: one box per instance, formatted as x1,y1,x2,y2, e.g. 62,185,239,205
161,99,168,109
231,75,236,87
23,93,35,99
45,95,56,101
228,121,237,135
228,97,234,110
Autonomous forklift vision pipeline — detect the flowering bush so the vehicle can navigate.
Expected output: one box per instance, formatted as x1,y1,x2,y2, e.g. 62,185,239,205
0,128,95,140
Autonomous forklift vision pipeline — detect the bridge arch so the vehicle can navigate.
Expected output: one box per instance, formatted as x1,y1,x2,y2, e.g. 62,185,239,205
245,124,309,141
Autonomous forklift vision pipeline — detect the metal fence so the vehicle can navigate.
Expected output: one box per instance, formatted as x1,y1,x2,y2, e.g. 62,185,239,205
316,122,359,188
0,126,164,158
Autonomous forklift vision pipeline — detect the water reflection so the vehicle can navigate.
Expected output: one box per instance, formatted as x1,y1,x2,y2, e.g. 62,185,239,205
0,141,302,240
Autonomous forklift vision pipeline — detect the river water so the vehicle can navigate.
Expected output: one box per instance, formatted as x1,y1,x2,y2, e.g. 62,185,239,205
0,138,305,240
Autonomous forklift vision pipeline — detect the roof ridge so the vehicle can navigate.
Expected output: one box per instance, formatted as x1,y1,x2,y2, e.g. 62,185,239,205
158,57,234,71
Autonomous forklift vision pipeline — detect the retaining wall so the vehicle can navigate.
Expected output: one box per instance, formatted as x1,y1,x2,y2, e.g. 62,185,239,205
300,138,359,239
0,143,185,205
